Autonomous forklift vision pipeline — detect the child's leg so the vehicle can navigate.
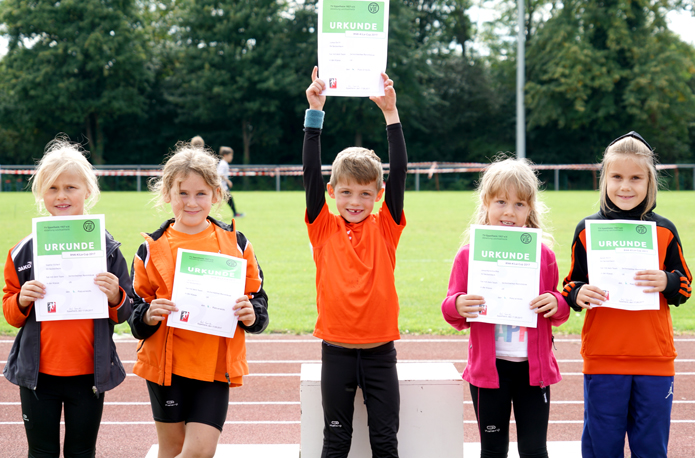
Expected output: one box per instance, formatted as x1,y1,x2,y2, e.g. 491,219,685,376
469,359,514,458
146,375,229,458
228,195,238,215
179,423,222,458
321,342,359,458
62,374,105,458
626,375,673,458
509,362,549,458
582,374,631,458
154,422,185,458
362,342,399,458
19,374,63,457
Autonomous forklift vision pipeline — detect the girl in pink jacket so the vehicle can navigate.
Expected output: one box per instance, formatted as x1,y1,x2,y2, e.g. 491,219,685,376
442,156,569,458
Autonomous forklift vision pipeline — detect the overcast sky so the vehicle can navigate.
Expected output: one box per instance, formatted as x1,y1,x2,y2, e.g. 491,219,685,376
1,8,694,58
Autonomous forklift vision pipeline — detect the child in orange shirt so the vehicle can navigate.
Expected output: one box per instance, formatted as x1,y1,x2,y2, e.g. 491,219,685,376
303,67,407,457
2,138,133,457
128,141,269,458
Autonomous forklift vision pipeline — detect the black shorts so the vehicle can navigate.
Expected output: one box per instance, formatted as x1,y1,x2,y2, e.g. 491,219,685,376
146,374,229,431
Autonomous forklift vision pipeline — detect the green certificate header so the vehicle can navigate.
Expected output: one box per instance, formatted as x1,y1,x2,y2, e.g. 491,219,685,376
322,1,385,33
589,222,654,251
472,228,538,263
36,218,102,256
179,251,244,280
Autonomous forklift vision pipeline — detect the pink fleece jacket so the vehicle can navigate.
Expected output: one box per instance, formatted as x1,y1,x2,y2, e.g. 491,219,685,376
441,244,570,389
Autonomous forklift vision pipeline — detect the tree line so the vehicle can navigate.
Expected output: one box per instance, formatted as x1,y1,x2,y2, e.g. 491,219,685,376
1,0,694,189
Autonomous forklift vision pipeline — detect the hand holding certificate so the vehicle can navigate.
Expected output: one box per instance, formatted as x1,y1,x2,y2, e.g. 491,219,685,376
318,0,390,97
168,249,247,338
466,225,542,328
32,215,109,321
585,220,660,311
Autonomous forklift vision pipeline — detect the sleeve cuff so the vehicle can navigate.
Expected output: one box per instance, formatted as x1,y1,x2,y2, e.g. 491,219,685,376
304,109,325,129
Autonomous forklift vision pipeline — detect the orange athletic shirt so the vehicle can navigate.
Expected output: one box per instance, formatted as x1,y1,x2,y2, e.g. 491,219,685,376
165,223,240,385
307,203,406,344
40,320,94,376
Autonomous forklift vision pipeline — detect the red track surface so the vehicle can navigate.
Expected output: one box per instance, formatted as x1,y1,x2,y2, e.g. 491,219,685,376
1,334,694,457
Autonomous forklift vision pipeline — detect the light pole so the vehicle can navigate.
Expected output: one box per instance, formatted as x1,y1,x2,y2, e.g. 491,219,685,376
516,0,526,159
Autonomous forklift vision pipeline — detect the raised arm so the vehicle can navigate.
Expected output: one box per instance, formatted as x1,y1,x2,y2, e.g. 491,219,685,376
371,73,406,224
303,66,327,223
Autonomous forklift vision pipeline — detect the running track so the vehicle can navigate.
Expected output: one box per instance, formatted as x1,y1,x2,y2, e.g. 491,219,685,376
1,335,694,457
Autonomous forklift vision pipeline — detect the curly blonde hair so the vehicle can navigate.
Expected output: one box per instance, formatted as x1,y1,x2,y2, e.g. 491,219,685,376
150,141,227,210
465,154,551,246
30,137,100,214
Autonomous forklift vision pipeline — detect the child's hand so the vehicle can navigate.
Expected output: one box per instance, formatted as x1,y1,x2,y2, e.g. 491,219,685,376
369,72,400,125
530,293,558,318
18,280,46,311
576,285,606,309
95,272,122,306
234,295,256,327
145,299,178,326
306,66,326,111
634,270,667,293
455,294,485,318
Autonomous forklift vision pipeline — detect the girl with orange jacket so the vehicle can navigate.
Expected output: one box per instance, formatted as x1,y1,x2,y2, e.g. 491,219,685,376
128,141,268,458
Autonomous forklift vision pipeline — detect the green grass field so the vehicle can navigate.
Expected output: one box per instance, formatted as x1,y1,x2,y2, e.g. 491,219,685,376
1,190,694,336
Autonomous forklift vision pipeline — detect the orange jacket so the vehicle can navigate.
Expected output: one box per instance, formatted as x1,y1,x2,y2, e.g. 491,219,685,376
563,210,691,376
128,218,268,386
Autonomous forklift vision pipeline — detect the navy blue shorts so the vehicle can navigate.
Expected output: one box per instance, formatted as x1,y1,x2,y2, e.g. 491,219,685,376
146,374,229,431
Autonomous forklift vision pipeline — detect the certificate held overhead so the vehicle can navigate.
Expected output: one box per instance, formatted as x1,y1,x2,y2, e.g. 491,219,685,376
318,0,390,97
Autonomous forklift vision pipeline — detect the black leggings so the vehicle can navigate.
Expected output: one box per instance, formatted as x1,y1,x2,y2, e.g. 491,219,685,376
19,373,104,458
321,341,400,458
225,194,238,215
469,359,550,458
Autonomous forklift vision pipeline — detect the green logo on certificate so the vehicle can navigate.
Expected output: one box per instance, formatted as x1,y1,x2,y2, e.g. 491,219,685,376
472,228,538,263
36,218,103,256
589,222,654,251
180,251,243,279
322,0,385,33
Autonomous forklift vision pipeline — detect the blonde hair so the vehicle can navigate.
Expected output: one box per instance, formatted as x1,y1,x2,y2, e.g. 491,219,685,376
329,147,383,190
599,136,658,220
150,141,227,209
30,137,100,214
191,136,205,148
465,155,551,245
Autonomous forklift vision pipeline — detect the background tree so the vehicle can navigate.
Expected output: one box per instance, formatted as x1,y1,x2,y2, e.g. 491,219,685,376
0,0,152,163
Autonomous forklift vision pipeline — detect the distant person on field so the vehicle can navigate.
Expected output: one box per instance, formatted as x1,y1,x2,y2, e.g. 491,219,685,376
303,66,407,458
191,135,205,148
442,156,570,458
128,141,269,458
218,146,244,219
3,138,133,457
563,132,692,458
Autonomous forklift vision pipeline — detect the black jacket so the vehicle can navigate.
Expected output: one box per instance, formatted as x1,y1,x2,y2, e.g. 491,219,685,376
3,231,134,394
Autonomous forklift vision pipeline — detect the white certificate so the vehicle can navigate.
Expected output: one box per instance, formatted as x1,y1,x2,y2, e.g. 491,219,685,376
32,215,108,322
168,249,247,338
585,220,659,311
318,0,389,97
467,225,542,328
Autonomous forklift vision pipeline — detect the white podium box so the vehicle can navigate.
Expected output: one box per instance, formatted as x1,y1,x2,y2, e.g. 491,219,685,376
145,444,300,458
300,362,464,458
